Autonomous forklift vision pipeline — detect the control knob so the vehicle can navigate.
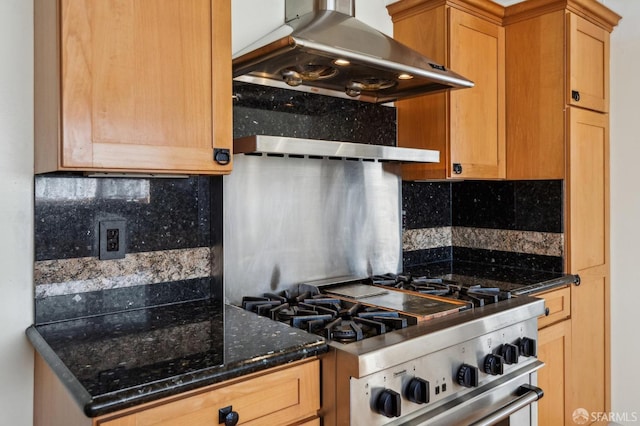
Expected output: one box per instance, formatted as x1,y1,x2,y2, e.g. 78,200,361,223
518,337,537,357
405,377,430,404
457,364,479,388
501,343,520,364
375,389,401,418
484,354,505,376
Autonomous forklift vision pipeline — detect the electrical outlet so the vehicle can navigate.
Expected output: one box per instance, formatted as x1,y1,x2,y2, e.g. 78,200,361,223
99,219,126,260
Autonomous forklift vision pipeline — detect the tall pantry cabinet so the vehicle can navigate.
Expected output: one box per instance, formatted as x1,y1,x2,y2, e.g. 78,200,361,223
504,0,620,423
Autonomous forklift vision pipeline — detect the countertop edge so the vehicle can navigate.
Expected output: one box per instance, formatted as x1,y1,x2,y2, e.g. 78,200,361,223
26,326,95,415
27,322,328,418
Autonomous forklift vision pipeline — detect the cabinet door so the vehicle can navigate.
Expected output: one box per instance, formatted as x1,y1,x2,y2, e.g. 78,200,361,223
538,320,572,426
566,107,609,415
60,0,232,174
567,13,610,113
448,8,505,179
97,360,319,426
391,3,504,180
567,108,609,272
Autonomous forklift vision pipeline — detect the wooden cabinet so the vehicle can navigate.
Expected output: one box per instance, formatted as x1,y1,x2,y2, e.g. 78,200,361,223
535,286,572,425
566,108,610,418
34,0,232,175
568,13,611,113
538,318,572,426
504,0,619,180
35,353,320,426
505,2,619,422
388,0,505,180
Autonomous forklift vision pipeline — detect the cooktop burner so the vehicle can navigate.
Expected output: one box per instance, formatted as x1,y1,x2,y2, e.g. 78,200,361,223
370,273,512,308
241,289,416,343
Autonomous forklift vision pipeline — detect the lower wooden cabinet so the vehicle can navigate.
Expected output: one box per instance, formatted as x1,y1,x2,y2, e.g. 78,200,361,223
98,360,320,426
35,354,320,426
535,287,572,425
537,318,572,425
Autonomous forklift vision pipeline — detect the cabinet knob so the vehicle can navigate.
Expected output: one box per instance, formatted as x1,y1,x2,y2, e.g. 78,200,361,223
219,406,239,426
572,90,581,102
214,148,231,166
453,163,463,174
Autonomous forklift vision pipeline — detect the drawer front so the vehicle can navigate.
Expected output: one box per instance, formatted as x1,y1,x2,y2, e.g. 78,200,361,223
99,360,319,426
537,286,571,328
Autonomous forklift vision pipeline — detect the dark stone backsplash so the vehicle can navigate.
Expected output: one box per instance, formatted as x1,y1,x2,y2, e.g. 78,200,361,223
33,82,565,324
35,175,213,261
233,82,397,145
452,180,563,233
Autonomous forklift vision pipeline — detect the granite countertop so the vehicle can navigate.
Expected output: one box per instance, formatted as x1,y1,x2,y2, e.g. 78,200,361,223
405,261,578,295
26,300,328,417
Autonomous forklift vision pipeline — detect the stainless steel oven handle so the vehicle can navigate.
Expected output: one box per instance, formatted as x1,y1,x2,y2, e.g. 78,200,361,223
468,384,544,426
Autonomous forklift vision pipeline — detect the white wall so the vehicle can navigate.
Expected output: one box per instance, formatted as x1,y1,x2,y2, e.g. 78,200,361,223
232,0,394,53
0,0,34,425
606,0,640,422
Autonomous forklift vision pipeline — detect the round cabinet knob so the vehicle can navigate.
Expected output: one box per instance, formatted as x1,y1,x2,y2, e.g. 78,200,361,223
218,406,239,426
457,364,479,388
484,354,505,376
501,343,520,365
405,377,430,404
375,389,401,418
518,337,537,357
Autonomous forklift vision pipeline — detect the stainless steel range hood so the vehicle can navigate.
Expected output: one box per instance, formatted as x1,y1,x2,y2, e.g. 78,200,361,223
233,0,474,103
234,135,440,163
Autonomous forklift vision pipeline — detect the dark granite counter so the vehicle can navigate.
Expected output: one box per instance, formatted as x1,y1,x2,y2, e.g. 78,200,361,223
26,300,327,417
405,261,578,295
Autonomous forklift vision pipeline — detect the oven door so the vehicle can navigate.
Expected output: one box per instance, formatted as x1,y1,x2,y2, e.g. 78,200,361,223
389,361,544,426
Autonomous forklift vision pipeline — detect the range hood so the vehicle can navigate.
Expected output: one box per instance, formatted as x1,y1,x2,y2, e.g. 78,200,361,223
232,0,474,103
234,135,440,163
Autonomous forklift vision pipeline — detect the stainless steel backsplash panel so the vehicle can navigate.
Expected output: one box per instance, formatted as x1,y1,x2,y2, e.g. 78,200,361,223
223,154,402,304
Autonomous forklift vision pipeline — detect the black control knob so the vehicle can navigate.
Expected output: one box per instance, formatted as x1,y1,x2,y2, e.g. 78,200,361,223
484,354,505,376
501,343,520,364
405,377,430,404
376,389,401,418
457,364,479,388
518,337,537,357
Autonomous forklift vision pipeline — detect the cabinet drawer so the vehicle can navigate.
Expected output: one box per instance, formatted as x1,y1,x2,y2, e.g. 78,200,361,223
536,286,571,328
99,360,319,426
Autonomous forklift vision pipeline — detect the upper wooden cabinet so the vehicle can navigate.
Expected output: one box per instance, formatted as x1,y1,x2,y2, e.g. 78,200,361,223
504,0,620,180
34,0,233,175
388,0,505,180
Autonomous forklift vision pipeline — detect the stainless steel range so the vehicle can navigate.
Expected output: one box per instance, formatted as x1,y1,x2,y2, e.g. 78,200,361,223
224,139,545,425
240,275,545,425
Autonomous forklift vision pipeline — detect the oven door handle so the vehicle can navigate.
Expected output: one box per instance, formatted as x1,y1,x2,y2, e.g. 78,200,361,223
468,384,544,426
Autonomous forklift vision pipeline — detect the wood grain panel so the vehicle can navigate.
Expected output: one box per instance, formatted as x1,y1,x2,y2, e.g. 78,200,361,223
390,1,504,180
567,108,608,271
99,360,320,426
505,10,566,180
34,0,233,174
568,13,610,112
537,320,572,426
537,286,571,329
449,7,505,179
